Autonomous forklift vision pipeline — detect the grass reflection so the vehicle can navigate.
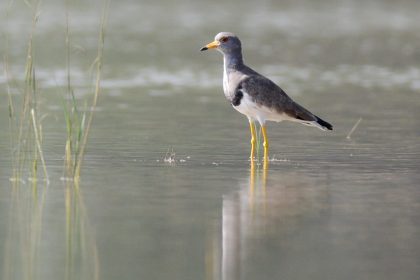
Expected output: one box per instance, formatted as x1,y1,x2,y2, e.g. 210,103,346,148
65,180,100,280
3,180,47,280
2,179,100,280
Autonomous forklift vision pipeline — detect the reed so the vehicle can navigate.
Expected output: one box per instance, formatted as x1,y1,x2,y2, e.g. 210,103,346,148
63,0,110,180
31,108,49,183
4,0,48,183
62,4,86,178
3,1,49,277
3,1,106,279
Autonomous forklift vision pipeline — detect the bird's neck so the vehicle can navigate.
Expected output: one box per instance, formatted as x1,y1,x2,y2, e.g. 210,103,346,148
223,52,244,70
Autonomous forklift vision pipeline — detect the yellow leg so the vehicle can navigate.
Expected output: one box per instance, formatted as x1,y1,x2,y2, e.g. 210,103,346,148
249,120,257,161
261,124,269,165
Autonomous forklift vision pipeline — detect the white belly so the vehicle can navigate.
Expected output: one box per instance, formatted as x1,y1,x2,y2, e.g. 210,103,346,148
233,93,291,125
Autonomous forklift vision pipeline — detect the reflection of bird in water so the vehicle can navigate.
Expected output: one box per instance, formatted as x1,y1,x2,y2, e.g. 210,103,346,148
206,163,329,280
201,32,332,161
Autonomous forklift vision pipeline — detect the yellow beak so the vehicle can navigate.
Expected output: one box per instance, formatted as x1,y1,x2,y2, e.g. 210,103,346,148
200,40,220,51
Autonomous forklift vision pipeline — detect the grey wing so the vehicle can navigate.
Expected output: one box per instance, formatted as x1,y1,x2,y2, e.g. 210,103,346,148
239,75,317,122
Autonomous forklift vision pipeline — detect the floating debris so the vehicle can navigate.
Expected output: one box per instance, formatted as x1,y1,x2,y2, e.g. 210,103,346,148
346,118,363,139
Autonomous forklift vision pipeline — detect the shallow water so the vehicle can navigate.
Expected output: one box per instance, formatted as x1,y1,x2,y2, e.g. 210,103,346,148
1,0,420,279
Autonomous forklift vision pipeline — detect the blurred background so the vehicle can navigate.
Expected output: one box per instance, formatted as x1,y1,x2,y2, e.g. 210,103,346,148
0,0,419,279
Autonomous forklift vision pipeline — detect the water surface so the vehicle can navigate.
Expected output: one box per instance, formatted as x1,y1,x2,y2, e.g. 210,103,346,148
0,0,419,279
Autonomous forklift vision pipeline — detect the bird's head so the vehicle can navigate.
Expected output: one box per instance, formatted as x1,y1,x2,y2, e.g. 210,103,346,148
200,32,241,55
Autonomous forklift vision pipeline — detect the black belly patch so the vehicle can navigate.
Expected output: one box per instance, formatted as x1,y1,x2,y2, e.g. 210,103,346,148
231,87,243,106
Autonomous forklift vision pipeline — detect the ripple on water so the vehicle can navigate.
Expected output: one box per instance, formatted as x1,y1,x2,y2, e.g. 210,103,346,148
2,64,420,93
102,65,420,91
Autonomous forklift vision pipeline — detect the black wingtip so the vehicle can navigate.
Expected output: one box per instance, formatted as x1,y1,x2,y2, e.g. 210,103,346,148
317,117,333,130
200,47,208,51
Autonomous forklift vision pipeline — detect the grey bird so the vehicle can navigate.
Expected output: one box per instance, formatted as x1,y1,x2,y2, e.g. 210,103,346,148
200,32,332,161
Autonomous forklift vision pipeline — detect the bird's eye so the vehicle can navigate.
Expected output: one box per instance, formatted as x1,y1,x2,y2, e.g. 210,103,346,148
220,37,229,43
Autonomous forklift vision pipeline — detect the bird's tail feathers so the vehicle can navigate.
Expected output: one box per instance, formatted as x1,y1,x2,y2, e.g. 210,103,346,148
296,116,333,131
314,116,333,131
